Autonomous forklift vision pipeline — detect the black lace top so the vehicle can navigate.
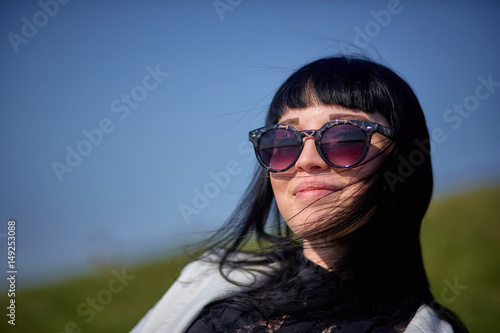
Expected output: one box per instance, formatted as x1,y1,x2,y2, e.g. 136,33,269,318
186,254,423,333
186,301,400,332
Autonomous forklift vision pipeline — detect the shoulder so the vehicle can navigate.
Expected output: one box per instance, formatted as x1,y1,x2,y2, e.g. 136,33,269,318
404,305,453,333
180,251,271,283
130,252,271,333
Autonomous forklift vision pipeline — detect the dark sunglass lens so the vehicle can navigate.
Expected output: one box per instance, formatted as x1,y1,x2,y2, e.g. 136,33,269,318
321,125,367,167
259,129,298,170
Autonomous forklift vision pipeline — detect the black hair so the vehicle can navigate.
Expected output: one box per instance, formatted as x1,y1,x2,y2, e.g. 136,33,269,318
193,56,468,332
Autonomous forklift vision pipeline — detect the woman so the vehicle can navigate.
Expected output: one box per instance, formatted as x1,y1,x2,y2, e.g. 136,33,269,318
132,57,468,332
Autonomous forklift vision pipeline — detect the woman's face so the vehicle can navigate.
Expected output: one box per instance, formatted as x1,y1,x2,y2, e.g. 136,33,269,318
270,104,391,237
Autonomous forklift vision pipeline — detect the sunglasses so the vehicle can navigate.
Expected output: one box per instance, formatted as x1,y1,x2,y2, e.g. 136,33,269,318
249,119,393,172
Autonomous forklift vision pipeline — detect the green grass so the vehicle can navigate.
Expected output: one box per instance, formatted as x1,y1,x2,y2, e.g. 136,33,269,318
0,254,191,333
421,186,500,332
1,186,499,332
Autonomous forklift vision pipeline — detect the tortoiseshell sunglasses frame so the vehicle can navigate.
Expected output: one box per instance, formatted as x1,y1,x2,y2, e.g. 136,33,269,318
248,119,393,172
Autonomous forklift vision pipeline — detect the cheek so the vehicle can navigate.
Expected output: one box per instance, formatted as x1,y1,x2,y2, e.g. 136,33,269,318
354,138,390,178
270,176,293,217
270,177,286,202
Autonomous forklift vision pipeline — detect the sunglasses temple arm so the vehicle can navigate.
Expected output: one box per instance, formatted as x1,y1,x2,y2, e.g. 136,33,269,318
376,125,393,138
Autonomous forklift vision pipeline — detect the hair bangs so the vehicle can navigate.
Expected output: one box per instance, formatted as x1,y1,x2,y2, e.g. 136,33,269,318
266,58,398,127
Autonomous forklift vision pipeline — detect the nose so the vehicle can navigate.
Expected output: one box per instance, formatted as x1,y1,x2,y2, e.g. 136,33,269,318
294,137,329,173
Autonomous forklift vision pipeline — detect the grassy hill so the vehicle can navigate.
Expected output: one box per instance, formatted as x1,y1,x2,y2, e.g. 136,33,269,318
1,186,499,332
421,186,500,332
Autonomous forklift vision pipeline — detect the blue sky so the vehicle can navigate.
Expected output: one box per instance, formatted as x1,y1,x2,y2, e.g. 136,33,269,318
1,0,499,287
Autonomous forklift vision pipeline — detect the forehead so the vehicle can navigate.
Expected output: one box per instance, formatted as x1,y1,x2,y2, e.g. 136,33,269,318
278,104,390,127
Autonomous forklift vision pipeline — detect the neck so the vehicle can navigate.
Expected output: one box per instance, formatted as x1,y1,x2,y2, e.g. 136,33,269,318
302,239,347,271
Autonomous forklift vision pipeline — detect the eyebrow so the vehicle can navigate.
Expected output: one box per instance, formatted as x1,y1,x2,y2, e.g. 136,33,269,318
278,113,370,125
329,113,370,121
279,117,300,125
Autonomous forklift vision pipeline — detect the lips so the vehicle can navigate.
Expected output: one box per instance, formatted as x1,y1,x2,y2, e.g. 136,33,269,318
292,181,339,200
